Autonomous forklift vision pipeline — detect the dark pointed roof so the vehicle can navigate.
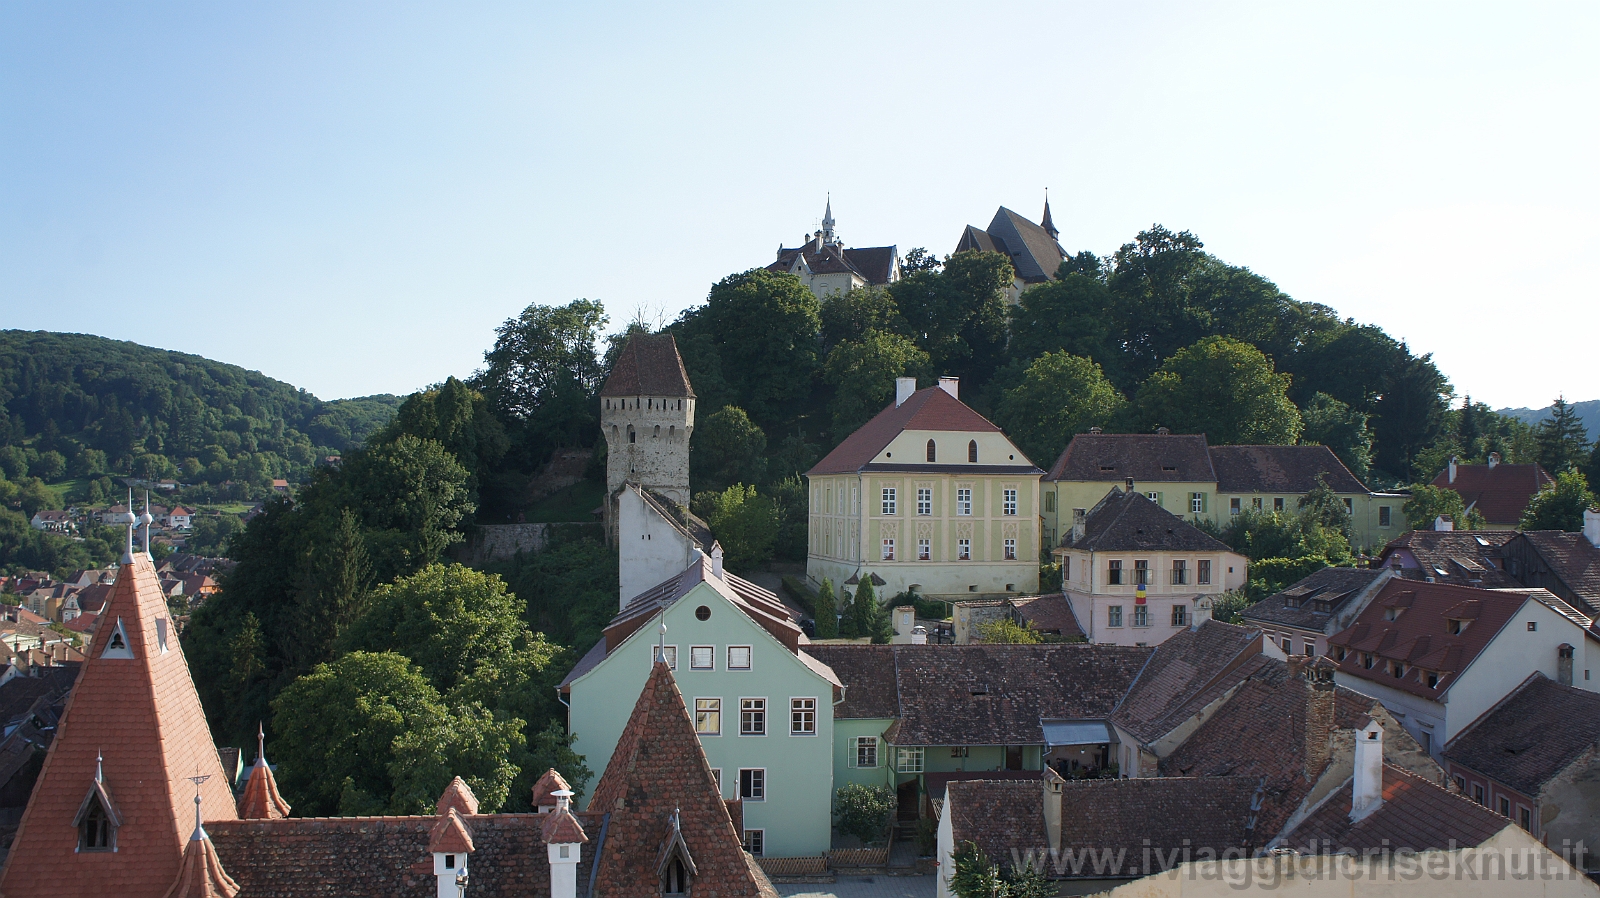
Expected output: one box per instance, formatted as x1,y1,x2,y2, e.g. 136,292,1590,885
1040,194,1058,239
600,333,694,398
1442,672,1600,795
585,661,777,898
953,206,1067,284
1045,432,1215,483
1060,487,1233,553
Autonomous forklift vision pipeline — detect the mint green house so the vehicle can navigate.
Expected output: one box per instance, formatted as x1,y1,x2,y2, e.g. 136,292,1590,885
562,555,842,859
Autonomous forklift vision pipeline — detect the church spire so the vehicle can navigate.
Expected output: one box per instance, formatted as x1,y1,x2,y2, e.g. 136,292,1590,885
821,194,836,245
1041,189,1059,240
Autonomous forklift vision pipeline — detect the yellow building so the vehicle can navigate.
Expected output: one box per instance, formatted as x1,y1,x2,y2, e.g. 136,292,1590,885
806,377,1042,601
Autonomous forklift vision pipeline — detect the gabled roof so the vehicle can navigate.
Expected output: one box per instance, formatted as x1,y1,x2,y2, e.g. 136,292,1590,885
1208,445,1368,494
1327,580,1559,699
1431,463,1553,526
1111,620,1267,745
1059,487,1233,553
1379,529,1522,588
1046,432,1216,484
599,333,695,398
1282,764,1508,851
1442,673,1600,796
530,767,572,810
842,246,897,284
0,555,238,896
427,808,475,854
799,645,898,719
585,661,777,898
1515,530,1600,613
956,207,1067,284
1011,594,1085,639
1242,567,1390,631
808,385,1029,476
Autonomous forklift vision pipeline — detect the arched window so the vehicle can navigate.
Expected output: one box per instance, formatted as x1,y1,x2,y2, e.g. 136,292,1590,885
80,798,113,850
926,440,936,463
628,425,636,444
662,856,690,895
653,425,661,438
968,441,978,463
670,425,676,437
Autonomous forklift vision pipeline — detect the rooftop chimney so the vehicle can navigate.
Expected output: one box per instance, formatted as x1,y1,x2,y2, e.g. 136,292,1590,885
710,542,725,581
1304,660,1336,781
1584,508,1600,549
1433,515,1454,532
1487,452,1501,470
1190,596,1212,631
1156,426,1170,435
911,625,928,645
938,376,959,400
1125,477,1135,492
1351,720,1384,821
1088,427,1103,435
1043,767,1065,854
1448,456,1458,484
1071,508,1087,544
895,377,917,407
544,789,587,898
1558,643,1575,687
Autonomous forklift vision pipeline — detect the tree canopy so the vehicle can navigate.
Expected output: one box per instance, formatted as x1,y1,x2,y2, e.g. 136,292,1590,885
1132,337,1302,444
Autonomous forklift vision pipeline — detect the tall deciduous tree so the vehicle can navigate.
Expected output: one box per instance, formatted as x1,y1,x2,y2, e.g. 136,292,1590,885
475,299,608,466
1402,485,1485,531
1132,337,1302,445
1300,393,1374,482
1007,275,1120,384
891,251,1012,391
1520,470,1598,532
692,484,778,575
690,407,768,495
822,331,931,438
993,353,1125,468
813,578,838,639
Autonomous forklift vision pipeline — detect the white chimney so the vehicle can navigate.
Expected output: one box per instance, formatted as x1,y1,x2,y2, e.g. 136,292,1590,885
1071,508,1087,544
710,542,725,580
911,625,928,645
938,376,959,400
1043,767,1065,854
1433,515,1454,532
1487,452,1501,470
1190,596,1212,631
1447,456,1458,484
1584,508,1600,549
895,377,917,407
1351,720,1384,821
893,606,915,638
546,790,582,898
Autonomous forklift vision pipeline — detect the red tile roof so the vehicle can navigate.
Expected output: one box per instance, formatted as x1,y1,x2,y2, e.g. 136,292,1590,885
1431,463,1552,526
427,809,475,853
0,556,238,896
540,805,588,844
599,333,695,398
235,758,291,821
808,386,1017,475
162,830,241,898
529,768,571,809
434,776,479,817
1283,764,1508,851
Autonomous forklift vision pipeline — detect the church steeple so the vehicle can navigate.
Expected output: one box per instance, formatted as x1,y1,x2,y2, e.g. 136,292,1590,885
821,194,837,245
1041,190,1059,240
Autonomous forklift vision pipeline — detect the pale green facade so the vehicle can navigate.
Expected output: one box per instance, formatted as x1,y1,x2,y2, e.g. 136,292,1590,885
566,580,837,858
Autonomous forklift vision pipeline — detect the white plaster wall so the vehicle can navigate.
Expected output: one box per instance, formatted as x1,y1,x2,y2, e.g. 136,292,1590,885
1447,599,1600,743
617,487,699,608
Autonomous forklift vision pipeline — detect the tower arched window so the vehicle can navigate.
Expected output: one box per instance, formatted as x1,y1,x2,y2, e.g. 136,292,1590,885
926,440,936,463
662,856,690,896
628,425,636,444
968,441,978,463
654,425,661,438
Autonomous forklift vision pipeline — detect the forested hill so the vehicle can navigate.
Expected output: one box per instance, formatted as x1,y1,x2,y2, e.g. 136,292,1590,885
1499,400,1600,445
0,330,399,486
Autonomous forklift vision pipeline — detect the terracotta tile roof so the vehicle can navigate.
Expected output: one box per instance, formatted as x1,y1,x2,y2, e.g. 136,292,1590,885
945,779,1045,863
1283,764,1508,851
1011,594,1085,639
1059,487,1233,553
541,804,588,844
808,386,1025,476
599,333,694,398
1111,621,1267,745
1045,433,1215,484
163,829,241,898
1431,463,1553,526
1517,530,1600,612
1330,580,1591,701
1208,445,1369,494
529,767,572,810
235,758,291,820
434,776,479,817
1442,673,1600,796
1242,567,1390,631
799,645,898,718
585,661,777,898
879,644,1151,746
428,809,475,853
1162,659,1389,836
0,556,238,897
1378,530,1521,588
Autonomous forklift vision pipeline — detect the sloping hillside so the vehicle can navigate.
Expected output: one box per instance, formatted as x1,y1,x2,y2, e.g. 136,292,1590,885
1498,399,1600,442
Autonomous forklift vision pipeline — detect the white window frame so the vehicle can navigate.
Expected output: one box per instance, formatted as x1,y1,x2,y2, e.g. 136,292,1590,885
742,829,765,856
694,698,721,736
917,537,930,561
727,645,752,670
917,487,932,516
739,767,766,801
881,487,897,516
957,538,971,561
656,645,678,670
1003,538,1016,561
896,747,924,774
790,697,817,735
1003,488,1017,516
1191,493,1204,514
690,645,714,670
739,697,766,736
957,487,972,516
851,736,879,769
882,538,895,561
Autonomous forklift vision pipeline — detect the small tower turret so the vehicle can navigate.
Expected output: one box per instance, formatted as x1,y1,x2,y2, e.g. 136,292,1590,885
821,194,838,246
599,334,695,544
1041,190,1059,241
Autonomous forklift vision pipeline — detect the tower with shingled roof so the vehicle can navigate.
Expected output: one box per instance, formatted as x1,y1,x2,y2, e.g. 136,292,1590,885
600,333,696,545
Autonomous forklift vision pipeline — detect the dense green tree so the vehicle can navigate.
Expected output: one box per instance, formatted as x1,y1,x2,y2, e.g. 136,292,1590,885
1369,348,1450,481
1300,393,1373,482
847,576,892,644
993,353,1125,467
1534,397,1591,474
1007,274,1119,379
820,287,905,353
833,783,895,844
1402,484,1485,531
1586,442,1600,495
693,484,778,574
30,450,65,482
475,299,609,467
284,508,373,672
813,578,838,638
974,618,1043,645
186,514,243,556
1132,337,1302,444
524,720,593,799
822,331,931,437
769,474,809,562
1520,470,1597,532
690,406,768,495
891,251,1013,391
489,531,618,656
379,377,508,501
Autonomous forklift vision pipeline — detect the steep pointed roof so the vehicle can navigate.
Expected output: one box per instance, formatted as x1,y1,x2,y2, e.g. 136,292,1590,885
161,831,241,898
434,776,479,817
585,661,777,898
1040,193,1058,239
600,333,695,398
983,206,1067,283
427,809,475,854
235,727,290,820
1,555,237,896
530,768,572,810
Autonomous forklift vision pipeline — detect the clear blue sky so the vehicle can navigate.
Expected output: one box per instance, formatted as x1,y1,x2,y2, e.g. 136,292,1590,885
3,2,1595,410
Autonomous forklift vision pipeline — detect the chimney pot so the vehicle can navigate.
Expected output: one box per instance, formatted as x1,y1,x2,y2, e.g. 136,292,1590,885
1433,515,1453,532
938,376,960,400
710,543,725,581
1351,721,1385,820
1125,477,1135,492
1088,426,1103,435
1156,426,1170,435
895,377,917,407
1448,456,1458,484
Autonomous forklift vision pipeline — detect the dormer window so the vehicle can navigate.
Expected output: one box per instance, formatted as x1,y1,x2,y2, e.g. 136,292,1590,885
1389,661,1407,678
1426,671,1440,688
101,618,134,660
1362,653,1374,669
662,856,690,896
1384,607,1402,621
1447,619,1468,635
73,776,120,853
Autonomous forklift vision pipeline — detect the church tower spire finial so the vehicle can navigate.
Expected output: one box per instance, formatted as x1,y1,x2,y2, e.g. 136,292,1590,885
1041,189,1059,240
821,194,836,245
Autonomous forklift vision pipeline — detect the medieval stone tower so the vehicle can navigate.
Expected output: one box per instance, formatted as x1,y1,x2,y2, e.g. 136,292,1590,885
599,333,695,544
